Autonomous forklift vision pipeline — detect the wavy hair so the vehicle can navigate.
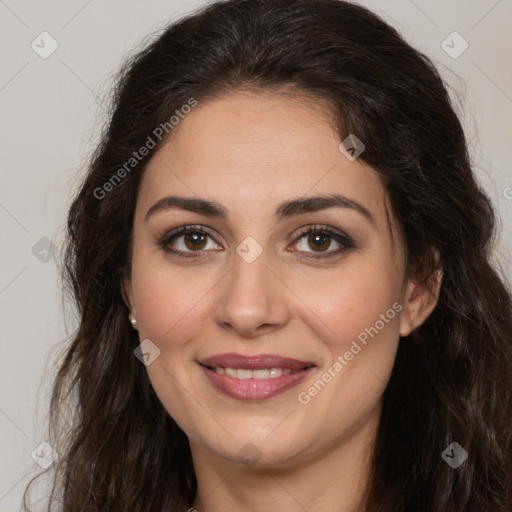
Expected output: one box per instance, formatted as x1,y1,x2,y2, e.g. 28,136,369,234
24,0,512,510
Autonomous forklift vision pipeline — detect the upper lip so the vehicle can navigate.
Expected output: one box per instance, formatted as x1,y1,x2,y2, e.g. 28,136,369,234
198,353,316,371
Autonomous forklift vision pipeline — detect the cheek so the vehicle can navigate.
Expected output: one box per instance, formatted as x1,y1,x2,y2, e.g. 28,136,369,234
131,250,217,342
297,257,403,347
297,262,402,426
130,258,214,430
291,260,402,413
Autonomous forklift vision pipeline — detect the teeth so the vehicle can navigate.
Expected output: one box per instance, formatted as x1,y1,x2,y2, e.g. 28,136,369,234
236,369,253,380
214,367,293,379
225,367,237,378
269,368,282,378
253,369,270,379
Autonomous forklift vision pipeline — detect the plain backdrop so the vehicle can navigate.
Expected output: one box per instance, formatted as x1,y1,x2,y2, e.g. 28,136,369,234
1,0,511,510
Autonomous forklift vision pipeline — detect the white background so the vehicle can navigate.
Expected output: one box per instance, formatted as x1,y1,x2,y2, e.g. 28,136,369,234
1,0,511,510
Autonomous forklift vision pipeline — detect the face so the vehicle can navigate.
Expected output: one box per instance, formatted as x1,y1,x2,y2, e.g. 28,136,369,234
125,91,436,469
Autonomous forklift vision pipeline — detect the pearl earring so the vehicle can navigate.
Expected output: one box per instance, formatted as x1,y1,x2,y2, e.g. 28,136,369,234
129,314,137,327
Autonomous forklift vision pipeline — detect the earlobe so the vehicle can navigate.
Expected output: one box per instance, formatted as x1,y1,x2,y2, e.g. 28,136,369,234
399,269,443,337
122,278,139,330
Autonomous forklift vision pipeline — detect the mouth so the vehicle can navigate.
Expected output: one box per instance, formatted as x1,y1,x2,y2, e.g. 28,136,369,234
197,353,317,401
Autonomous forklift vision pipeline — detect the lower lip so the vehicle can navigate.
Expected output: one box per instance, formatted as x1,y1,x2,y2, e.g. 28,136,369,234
199,364,316,401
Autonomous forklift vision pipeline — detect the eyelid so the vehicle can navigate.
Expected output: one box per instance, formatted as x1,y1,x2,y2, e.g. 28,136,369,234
290,224,355,256
159,224,221,251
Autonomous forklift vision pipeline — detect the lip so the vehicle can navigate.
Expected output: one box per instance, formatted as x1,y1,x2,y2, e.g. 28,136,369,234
197,353,317,401
198,353,316,371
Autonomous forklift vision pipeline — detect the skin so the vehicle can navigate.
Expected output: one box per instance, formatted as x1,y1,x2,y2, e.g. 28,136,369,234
124,91,441,512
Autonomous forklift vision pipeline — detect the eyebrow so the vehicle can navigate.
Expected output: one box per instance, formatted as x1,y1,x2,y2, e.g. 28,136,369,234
144,193,375,225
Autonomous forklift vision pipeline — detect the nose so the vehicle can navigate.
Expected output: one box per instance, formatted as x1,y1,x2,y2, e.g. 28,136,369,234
213,248,292,338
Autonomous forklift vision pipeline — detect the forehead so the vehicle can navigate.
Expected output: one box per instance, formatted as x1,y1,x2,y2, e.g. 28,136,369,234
138,91,391,230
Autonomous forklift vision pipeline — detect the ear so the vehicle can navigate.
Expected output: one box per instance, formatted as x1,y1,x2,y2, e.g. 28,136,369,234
399,267,443,337
121,276,136,317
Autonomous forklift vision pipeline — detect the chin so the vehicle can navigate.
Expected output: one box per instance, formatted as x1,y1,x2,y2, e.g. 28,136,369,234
206,426,311,469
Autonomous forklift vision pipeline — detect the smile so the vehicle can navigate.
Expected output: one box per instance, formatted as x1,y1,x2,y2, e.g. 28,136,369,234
210,367,295,378
197,353,317,401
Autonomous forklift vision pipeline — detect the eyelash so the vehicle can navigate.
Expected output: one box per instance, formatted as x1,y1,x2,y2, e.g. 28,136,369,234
158,224,355,260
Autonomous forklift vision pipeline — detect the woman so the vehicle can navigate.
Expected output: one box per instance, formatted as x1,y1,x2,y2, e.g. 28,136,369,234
24,0,512,510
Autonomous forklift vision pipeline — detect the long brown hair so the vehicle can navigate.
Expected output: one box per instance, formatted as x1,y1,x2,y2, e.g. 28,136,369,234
24,0,512,510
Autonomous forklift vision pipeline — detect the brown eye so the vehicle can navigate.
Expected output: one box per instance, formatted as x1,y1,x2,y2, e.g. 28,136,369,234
182,231,208,250
160,225,221,257
292,226,355,258
307,232,331,252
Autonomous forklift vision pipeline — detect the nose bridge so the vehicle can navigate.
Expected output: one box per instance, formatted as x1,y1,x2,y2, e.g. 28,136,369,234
213,240,290,336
